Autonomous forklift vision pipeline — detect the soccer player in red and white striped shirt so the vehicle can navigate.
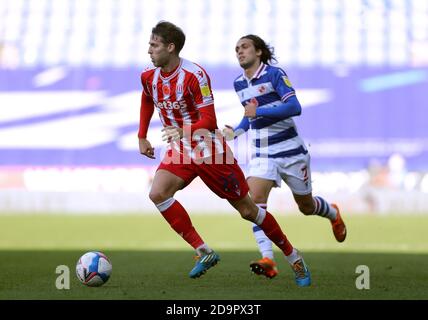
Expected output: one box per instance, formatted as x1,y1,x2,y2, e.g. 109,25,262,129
138,21,310,286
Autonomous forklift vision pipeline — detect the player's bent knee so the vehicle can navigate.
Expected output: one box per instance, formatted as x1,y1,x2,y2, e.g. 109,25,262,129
230,195,259,222
238,206,258,221
239,210,253,221
148,190,170,204
250,195,268,205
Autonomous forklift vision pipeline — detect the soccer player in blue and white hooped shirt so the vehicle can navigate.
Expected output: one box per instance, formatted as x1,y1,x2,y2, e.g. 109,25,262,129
223,35,347,279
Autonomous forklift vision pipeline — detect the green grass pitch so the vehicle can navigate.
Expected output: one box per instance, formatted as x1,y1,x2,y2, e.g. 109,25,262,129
0,213,427,300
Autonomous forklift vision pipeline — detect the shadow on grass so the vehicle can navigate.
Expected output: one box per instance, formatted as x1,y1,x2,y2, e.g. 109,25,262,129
0,250,427,300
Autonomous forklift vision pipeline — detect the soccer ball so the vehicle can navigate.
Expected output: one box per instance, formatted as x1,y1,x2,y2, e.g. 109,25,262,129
76,251,112,287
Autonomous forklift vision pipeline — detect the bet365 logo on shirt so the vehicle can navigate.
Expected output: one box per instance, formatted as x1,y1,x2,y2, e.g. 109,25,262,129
157,100,188,110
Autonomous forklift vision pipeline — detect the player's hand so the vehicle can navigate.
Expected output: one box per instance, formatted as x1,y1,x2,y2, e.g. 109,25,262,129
161,126,183,143
139,138,155,159
244,100,257,118
222,125,235,141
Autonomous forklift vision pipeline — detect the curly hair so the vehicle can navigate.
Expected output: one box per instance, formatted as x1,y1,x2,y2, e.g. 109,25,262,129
240,34,277,65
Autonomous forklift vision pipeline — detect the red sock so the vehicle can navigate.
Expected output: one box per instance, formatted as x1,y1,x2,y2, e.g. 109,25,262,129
259,211,294,256
160,200,205,249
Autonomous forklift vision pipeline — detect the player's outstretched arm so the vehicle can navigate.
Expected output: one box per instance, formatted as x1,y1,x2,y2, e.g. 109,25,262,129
138,90,155,139
223,116,249,141
255,95,301,119
137,85,156,159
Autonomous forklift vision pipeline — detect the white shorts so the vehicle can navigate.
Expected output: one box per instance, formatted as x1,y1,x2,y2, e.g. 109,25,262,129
247,153,312,195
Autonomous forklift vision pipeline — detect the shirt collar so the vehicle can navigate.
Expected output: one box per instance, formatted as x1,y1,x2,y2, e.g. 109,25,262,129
243,62,266,81
160,58,182,81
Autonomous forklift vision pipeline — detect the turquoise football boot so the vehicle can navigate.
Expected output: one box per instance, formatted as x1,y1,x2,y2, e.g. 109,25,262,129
189,251,220,278
291,257,311,287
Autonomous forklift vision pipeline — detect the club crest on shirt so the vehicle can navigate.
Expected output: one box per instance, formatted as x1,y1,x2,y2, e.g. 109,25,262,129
176,84,183,95
258,85,266,94
282,76,293,88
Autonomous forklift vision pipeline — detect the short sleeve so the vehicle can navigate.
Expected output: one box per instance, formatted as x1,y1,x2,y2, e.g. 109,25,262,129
189,67,214,108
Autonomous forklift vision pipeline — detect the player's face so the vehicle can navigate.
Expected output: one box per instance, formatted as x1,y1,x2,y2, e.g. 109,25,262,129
148,34,172,67
235,38,261,69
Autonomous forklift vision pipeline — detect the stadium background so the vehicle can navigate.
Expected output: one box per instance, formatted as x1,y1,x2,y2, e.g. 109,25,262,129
1,0,427,214
0,0,428,301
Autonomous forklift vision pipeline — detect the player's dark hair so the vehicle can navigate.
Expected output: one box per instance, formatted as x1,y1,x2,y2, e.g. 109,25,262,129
152,21,186,54
240,34,277,65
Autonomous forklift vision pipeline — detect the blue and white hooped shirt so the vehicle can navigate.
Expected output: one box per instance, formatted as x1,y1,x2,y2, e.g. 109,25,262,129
233,63,308,159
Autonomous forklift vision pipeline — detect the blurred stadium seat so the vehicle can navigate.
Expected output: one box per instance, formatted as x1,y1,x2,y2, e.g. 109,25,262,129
1,0,427,67
0,0,427,214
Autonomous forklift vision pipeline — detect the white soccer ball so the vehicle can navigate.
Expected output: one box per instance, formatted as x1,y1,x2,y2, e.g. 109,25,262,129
76,251,112,287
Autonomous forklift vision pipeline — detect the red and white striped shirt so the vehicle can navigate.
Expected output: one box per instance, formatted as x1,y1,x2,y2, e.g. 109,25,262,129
139,58,226,161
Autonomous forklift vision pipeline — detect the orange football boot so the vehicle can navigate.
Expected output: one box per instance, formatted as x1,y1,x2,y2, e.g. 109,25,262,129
331,204,347,242
250,257,278,279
